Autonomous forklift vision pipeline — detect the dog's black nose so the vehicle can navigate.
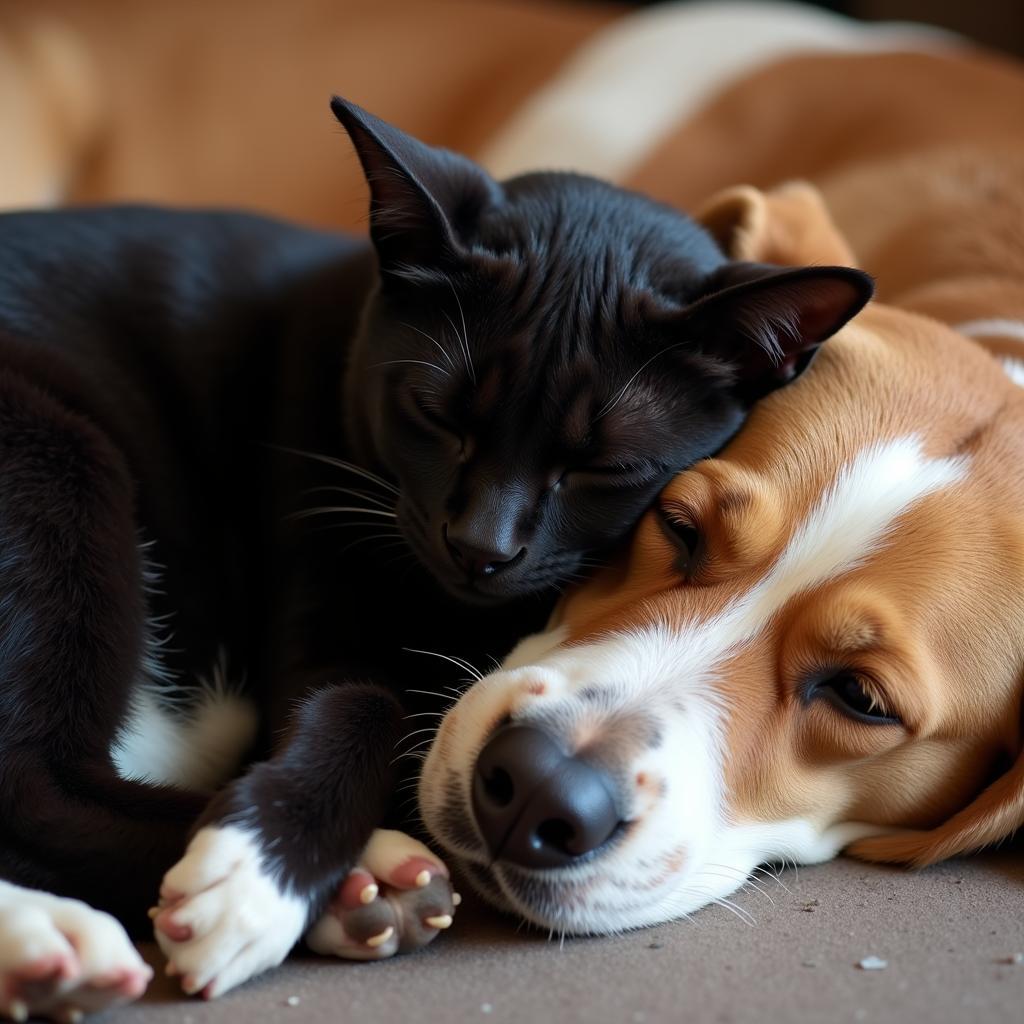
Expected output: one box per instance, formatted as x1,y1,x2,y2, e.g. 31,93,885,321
472,724,620,868
443,523,523,578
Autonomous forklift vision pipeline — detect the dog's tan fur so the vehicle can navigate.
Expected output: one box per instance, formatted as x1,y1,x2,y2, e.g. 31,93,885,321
0,0,616,226
626,47,1024,340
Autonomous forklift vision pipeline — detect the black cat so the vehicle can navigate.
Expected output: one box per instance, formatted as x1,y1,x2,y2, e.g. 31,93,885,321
0,97,871,1009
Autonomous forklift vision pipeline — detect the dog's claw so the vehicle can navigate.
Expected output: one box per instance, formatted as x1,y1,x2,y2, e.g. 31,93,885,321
424,915,452,930
365,926,394,948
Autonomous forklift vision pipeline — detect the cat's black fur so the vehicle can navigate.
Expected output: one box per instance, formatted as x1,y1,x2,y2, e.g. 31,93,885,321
0,98,871,940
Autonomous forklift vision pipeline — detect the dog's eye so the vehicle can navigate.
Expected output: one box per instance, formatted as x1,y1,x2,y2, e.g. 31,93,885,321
814,672,901,726
656,506,702,571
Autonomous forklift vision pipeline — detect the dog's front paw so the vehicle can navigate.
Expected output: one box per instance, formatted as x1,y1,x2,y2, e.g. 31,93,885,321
153,826,306,999
0,885,151,1021
305,829,457,961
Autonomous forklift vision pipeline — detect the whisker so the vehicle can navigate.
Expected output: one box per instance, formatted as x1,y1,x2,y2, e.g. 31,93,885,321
300,485,395,512
369,358,450,376
398,321,458,371
402,648,483,681
305,521,401,532
336,532,405,556
448,280,475,384
389,751,429,767
595,342,685,420
268,444,399,495
289,505,398,521
397,727,441,744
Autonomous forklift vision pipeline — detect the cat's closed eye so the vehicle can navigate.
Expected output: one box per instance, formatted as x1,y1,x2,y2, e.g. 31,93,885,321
408,393,460,437
561,459,663,487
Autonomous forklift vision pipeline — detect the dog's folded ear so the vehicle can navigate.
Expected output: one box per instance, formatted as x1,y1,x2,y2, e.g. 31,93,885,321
330,96,502,271
697,181,856,267
846,737,1024,867
676,261,874,402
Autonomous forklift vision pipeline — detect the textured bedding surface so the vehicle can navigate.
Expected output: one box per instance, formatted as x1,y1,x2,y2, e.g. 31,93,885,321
129,850,1024,1024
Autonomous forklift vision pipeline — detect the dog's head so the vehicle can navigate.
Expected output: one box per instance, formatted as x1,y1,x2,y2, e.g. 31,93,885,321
419,184,1024,933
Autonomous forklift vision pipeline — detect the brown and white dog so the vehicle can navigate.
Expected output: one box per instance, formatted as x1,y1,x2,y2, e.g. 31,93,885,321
419,189,1024,932
418,3,1024,933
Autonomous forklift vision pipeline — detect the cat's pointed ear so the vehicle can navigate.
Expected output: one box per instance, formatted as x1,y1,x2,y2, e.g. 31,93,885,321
681,262,874,402
331,96,501,271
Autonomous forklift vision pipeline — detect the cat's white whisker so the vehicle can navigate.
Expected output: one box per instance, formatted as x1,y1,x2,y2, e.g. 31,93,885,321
399,321,459,371
448,281,475,384
402,647,484,681
299,485,395,512
596,341,685,420
269,444,400,496
288,506,398,521
370,358,451,376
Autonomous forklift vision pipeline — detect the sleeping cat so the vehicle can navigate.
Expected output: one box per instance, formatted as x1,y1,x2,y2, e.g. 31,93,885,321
0,96,871,1016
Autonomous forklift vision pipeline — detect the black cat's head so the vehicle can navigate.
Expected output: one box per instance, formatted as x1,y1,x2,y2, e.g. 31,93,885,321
332,97,873,605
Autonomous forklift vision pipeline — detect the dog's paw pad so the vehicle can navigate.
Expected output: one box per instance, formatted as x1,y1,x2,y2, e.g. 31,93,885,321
305,830,455,961
307,875,456,961
154,826,306,999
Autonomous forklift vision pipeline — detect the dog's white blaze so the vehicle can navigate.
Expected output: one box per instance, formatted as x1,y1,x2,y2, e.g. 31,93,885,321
622,436,968,695
725,435,967,643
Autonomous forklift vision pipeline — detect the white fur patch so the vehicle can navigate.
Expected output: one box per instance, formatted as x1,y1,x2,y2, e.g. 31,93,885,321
0,879,151,1019
1001,358,1024,388
956,318,1024,345
480,0,957,182
112,654,257,791
156,826,307,999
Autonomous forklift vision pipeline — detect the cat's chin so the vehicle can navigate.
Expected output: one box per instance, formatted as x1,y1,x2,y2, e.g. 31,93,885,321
434,575,521,607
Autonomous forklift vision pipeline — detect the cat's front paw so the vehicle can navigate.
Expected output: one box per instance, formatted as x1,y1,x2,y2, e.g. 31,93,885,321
0,885,151,1021
153,826,307,999
305,829,457,961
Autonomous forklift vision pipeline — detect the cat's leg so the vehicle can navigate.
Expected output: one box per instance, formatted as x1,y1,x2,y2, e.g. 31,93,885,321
0,371,206,934
153,682,454,998
0,879,151,1022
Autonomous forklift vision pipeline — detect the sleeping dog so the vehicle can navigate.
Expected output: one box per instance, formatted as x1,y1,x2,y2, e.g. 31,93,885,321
418,179,1024,932
417,1,1024,934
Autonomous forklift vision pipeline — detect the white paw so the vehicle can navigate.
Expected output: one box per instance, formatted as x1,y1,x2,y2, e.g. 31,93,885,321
0,880,151,1022
154,826,306,999
305,829,456,961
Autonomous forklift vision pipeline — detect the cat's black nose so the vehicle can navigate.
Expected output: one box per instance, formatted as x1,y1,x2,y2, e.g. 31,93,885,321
443,523,524,578
472,724,621,868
